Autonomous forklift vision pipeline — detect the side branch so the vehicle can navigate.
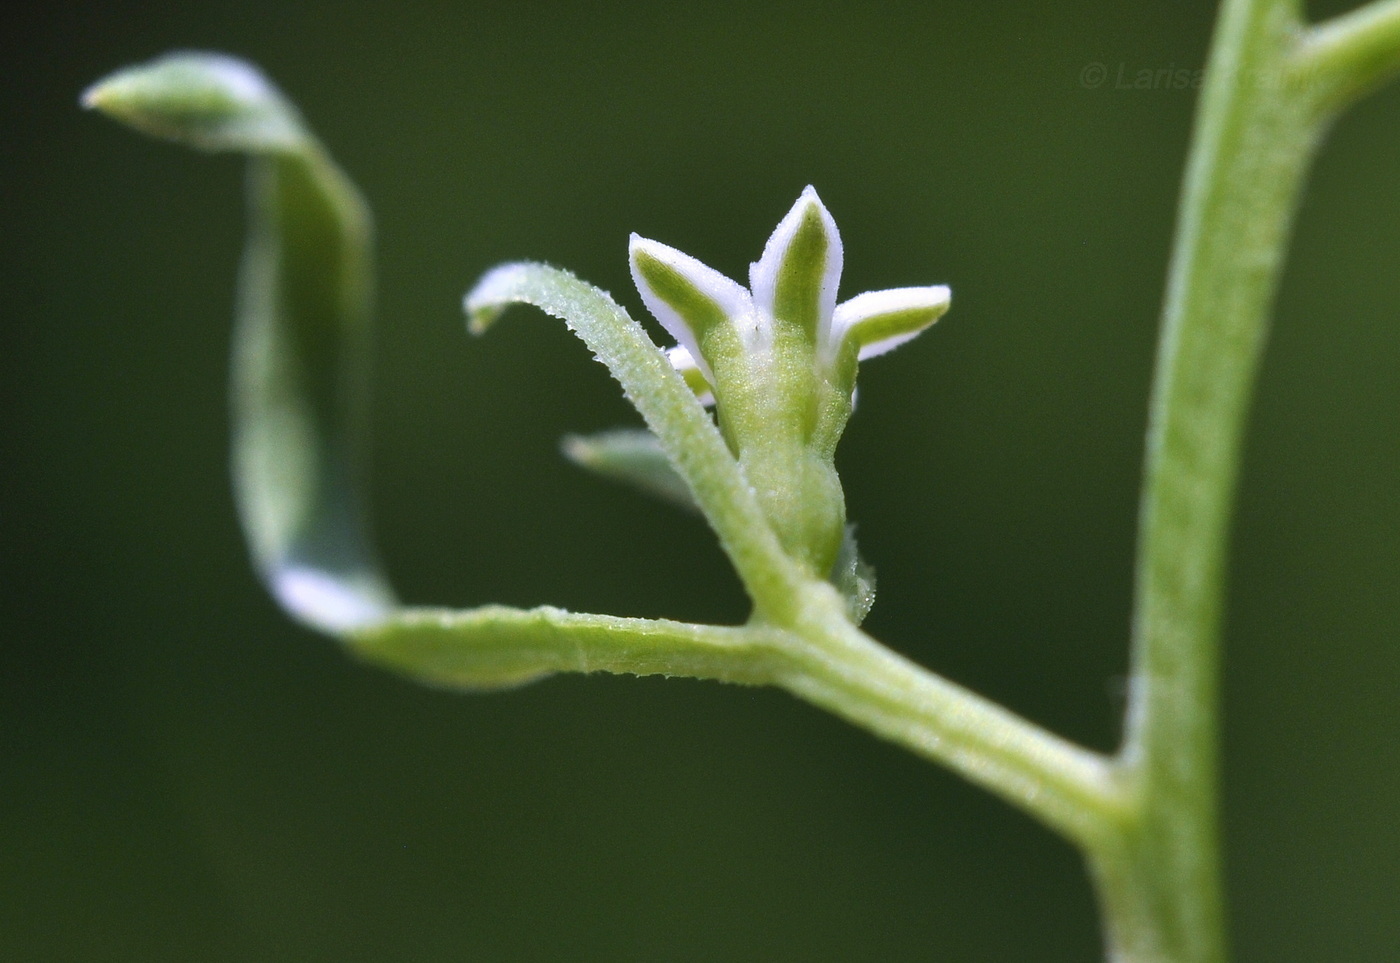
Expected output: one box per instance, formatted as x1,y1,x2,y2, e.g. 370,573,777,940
1295,0,1400,113
349,587,1124,847
774,585,1126,849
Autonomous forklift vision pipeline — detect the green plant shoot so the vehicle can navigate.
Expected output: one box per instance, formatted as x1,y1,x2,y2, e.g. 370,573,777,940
85,2,1400,955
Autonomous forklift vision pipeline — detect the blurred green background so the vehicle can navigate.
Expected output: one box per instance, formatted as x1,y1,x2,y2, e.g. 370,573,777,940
4,0,1398,959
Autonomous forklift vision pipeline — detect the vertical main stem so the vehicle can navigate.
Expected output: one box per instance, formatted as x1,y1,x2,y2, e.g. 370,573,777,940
1105,0,1323,960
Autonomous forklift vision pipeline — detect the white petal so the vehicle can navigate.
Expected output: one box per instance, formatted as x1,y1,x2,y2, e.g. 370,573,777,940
665,345,716,406
830,285,950,361
629,234,753,383
748,185,843,346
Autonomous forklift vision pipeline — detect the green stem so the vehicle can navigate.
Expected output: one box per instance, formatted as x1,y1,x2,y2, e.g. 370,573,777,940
1295,0,1400,112
1111,0,1322,959
770,583,1126,848
1092,0,1400,956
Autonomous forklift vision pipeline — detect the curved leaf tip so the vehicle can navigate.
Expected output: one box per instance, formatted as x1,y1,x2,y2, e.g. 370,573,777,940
274,566,393,634
465,262,542,334
83,51,306,153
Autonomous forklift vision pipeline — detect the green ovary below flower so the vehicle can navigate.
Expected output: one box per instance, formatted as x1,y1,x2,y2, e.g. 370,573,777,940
629,186,950,577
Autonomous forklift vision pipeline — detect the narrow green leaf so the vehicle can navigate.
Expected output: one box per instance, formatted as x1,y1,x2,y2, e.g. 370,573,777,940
466,262,810,619
348,606,780,691
562,429,699,512
87,52,395,633
233,150,397,631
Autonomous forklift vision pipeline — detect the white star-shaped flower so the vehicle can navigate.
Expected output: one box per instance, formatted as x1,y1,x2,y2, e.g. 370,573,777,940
629,186,950,411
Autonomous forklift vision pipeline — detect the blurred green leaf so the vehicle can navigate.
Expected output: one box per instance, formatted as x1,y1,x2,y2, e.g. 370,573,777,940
88,52,397,633
562,428,701,512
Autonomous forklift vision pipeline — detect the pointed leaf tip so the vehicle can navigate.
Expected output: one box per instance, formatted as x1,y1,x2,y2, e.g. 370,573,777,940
562,428,699,511
464,262,535,334
83,52,306,153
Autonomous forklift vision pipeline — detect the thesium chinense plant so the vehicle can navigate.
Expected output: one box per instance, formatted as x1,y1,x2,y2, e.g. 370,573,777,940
84,0,1400,958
